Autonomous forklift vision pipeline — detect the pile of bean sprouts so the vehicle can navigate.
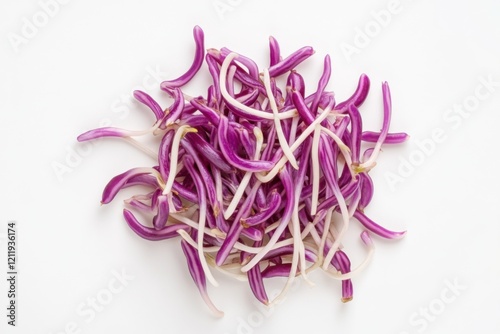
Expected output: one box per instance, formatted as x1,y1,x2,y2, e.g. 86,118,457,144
78,26,407,317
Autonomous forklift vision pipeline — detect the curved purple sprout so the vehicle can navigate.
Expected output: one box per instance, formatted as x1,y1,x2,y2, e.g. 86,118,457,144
241,189,281,227
262,264,294,278
161,26,205,88
336,73,371,111
77,127,130,142
221,47,259,79
268,46,315,77
348,104,363,163
185,132,233,173
217,116,274,172
101,168,157,204
361,131,409,144
161,87,185,127
158,129,174,181
269,36,281,66
310,55,332,116
152,194,169,230
358,173,374,210
133,90,164,121
353,210,406,239
334,251,353,302
123,209,188,241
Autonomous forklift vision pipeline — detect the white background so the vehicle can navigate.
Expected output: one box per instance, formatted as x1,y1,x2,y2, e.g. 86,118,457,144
1,0,499,333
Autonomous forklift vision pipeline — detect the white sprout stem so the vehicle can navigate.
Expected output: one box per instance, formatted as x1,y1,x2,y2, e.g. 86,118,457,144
223,175,256,219
227,65,237,96
322,186,350,270
310,125,322,216
261,97,269,111
152,125,172,137
239,238,295,255
223,127,263,219
121,137,158,159
219,53,297,120
178,203,198,216
162,125,195,195
177,229,220,253
300,222,317,240
270,184,313,306
121,120,162,137
303,227,324,275
304,226,322,249
116,119,163,154
326,114,337,124
319,127,355,179
200,290,224,318
264,220,281,234
216,260,244,270
175,214,295,254
348,189,361,217
212,265,248,282
169,210,204,230
176,160,184,177
328,113,349,122
263,68,299,170
209,228,226,240
214,170,224,213
238,233,292,268
319,126,351,160
328,221,344,250
255,101,335,183
318,208,334,263
293,186,311,284
241,196,292,272
173,91,194,102
205,255,250,282
359,140,383,170
166,192,177,213
289,115,300,146
197,197,219,287
325,234,375,280
124,190,157,202
296,216,312,285
303,227,331,264
170,207,199,228
269,236,300,306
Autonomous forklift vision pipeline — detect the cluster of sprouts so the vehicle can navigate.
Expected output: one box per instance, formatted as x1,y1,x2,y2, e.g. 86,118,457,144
78,26,407,316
